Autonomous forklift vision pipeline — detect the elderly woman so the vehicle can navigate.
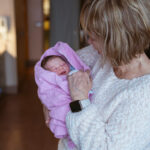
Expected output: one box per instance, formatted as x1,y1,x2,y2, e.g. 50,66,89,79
40,0,150,149
56,0,150,150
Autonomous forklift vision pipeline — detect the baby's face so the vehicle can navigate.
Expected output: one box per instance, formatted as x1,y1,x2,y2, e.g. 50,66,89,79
45,57,70,75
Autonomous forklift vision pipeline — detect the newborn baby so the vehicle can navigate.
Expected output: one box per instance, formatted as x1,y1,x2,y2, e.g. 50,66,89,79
34,41,92,149
41,55,71,75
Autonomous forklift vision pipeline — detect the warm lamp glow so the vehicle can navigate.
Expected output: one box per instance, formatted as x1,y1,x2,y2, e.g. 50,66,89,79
0,18,17,58
43,0,50,16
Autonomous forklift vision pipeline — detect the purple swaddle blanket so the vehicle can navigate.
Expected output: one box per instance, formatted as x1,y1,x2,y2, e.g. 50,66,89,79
34,42,90,141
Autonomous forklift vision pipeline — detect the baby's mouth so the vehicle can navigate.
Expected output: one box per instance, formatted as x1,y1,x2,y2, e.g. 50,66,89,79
60,71,67,75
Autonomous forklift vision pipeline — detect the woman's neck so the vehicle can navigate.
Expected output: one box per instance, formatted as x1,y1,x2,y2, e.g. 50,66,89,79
113,53,150,80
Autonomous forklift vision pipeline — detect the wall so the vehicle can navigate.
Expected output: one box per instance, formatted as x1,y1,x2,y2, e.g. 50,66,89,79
50,0,80,50
0,0,18,93
14,0,28,87
27,0,43,61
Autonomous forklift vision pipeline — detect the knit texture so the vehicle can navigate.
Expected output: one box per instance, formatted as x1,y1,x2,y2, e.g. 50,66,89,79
34,42,90,140
66,56,150,150
59,45,150,150
57,45,100,150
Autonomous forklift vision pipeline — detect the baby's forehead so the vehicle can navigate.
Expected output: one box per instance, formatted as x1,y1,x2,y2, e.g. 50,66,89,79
50,56,64,61
48,56,66,63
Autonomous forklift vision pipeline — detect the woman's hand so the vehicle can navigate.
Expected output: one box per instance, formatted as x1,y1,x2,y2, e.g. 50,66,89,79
68,71,92,101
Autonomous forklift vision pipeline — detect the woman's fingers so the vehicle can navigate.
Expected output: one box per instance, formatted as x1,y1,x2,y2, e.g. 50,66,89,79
68,71,92,101
85,69,93,82
86,70,90,75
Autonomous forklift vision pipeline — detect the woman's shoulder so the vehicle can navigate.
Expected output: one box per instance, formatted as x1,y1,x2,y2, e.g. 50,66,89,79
128,74,150,98
130,74,150,87
76,45,100,69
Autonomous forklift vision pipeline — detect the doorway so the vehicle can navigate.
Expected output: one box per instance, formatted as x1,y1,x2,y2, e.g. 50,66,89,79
15,0,44,88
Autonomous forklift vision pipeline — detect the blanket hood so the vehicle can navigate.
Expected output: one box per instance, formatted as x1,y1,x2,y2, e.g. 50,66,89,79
34,41,90,87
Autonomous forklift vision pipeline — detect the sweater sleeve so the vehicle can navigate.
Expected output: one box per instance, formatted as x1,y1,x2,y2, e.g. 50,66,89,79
66,82,150,150
76,45,100,69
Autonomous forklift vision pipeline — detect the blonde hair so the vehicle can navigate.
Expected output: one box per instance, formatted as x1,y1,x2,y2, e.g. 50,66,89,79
80,0,150,66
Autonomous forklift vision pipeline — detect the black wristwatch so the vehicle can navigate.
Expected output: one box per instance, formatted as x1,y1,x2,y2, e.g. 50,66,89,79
69,99,91,113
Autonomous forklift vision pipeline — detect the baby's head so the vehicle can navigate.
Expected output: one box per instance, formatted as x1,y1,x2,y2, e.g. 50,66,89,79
41,55,70,75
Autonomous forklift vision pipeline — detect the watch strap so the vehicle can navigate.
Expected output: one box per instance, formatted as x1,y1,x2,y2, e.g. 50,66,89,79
70,99,90,113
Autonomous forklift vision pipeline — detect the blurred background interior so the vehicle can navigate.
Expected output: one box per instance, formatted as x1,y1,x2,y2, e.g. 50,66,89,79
0,0,87,150
0,0,150,150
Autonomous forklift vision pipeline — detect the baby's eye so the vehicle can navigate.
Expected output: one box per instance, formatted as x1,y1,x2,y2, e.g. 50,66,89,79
51,68,58,72
60,63,65,67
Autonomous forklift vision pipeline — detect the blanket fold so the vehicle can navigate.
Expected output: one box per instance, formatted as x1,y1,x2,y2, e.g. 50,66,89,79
34,41,90,139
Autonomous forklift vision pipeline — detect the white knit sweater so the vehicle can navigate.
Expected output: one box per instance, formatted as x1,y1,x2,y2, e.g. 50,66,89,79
58,46,150,150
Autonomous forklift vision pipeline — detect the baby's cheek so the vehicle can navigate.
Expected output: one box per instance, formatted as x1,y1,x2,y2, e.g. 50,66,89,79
57,69,63,75
55,70,60,75
66,66,70,74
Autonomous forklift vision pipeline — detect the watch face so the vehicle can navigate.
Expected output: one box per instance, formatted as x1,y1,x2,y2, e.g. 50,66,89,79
70,100,82,112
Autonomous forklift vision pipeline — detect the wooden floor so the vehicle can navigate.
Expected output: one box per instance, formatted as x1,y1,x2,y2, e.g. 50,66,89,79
0,68,58,150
